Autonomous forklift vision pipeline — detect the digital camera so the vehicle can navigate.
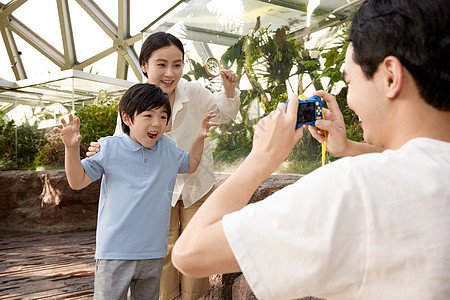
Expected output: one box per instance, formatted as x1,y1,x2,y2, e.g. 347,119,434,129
286,95,323,129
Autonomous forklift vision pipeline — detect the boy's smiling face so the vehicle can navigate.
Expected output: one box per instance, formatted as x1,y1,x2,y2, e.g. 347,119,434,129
122,106,168,148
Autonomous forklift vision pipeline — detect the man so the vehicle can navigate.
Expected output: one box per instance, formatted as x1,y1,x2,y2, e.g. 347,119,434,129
172,0,450,299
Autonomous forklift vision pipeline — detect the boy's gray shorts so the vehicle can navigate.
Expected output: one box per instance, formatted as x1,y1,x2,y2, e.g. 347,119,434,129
94,258,164,300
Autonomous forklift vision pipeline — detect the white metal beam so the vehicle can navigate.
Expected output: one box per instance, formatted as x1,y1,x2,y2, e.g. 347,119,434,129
118,0,129,41
7,15,65,68
125,33,142,46
75,46,116,70
193,41,213,62
290,0,363,39
75,0,118,39
1,0,28,15
116,53,127,79
123,46,142,81
116,0,130,79
141,0,188,33
57,0,77,69
0,26,26,79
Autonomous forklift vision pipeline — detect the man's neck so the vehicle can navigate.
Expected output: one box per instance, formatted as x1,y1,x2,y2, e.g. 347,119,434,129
387,99,450,149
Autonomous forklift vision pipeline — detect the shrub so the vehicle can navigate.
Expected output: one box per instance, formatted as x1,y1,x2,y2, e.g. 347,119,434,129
76,91,119,156
33,130,65,168
0,112,46,170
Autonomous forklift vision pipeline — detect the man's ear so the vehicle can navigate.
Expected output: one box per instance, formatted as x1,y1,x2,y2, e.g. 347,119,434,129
122,112,132,126
382,55,403,99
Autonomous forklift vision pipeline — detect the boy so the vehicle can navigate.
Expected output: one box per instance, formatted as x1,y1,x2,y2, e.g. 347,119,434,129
172,0,450,299
55,83,217,300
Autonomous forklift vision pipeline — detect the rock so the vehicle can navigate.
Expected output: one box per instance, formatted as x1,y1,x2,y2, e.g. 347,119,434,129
0,171,302,232
232,275,257,300
0,170,100,232
215,172,302,204
200,273,241,300
208,273,324,300
249,173,301,203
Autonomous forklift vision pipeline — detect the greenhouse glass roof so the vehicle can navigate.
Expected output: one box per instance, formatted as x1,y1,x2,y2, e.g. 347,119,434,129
0,69,132,107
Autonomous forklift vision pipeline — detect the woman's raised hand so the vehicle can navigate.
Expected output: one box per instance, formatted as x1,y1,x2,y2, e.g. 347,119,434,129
220,69,239,98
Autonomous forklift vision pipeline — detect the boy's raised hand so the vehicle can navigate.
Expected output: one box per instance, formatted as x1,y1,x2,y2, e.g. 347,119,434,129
54,114,82,149
199,111,219,139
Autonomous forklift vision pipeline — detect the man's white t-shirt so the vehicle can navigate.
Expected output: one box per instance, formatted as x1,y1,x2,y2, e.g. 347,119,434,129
223,138,450,300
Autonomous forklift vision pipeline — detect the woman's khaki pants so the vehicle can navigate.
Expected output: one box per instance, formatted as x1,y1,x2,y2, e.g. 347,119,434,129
159,187,214,300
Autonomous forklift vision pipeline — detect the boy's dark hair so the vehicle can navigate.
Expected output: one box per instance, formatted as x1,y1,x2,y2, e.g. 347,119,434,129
119,83,171,135
139,32,185,78
349,0,450,111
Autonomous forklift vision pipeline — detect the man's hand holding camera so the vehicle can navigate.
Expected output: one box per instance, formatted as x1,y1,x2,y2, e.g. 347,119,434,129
250,93,304,175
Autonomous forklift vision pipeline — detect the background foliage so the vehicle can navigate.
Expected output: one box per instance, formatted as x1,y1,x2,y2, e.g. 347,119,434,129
185,19,362,173
76,91,119,156
0,91,119,170
0,110,46,170
1,19,363,173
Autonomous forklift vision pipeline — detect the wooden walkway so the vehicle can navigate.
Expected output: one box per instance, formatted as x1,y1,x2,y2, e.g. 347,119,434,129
0,230,96,299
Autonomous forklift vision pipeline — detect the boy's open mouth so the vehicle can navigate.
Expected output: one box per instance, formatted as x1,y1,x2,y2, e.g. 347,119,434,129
147,131,158,139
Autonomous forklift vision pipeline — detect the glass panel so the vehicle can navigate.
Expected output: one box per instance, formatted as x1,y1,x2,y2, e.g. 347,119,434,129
3,70,132,127
68,0,114,64
14,0,64,53
145,0,356,45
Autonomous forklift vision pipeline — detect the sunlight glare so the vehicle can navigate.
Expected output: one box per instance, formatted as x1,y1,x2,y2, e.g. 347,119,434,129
306,0,320,27
206,0,245,30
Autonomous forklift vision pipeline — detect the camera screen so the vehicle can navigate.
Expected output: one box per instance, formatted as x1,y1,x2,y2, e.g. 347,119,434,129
297,102,316,123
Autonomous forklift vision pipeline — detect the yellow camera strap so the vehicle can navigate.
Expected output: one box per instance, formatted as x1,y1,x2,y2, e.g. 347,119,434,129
322,132,327,166
299,94,327,166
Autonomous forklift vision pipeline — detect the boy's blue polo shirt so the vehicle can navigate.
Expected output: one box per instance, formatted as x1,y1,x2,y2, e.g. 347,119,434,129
81,134,189,260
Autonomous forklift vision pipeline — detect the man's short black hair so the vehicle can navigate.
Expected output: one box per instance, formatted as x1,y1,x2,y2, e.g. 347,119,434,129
349,0,450,111
119,83,171,135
